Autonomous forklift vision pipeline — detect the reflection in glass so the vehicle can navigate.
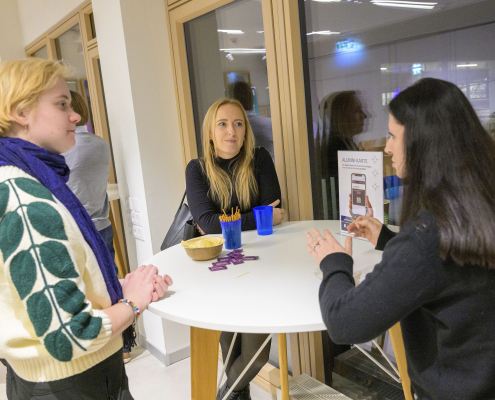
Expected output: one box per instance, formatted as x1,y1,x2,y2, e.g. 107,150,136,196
184,1,273,159
55,24,95,134
183,0,287,375
301,0,495,224
316,90,368,219
33,46,48,59
97,58,117,182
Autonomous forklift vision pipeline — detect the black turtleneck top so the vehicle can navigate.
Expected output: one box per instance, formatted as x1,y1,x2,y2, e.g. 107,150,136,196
185,147,281,234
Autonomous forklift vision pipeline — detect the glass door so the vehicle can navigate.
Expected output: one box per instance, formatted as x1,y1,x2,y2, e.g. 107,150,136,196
86,45,130,278
32,46,49,59
53,18,130,278
177,0,295,382
54,23,96,134
184,0,275,161
301,0,495,225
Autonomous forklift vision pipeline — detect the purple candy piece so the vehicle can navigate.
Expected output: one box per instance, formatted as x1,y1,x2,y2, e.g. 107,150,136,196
231,259,244,265
227,250,243,256
217,257,230,261
242,256,259,260
212,261,230,266
209,265,227,271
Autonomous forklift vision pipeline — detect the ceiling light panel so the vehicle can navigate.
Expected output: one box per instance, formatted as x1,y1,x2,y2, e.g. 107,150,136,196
220,48,266,54
217,29,245,34
307,30,341,35
371,0,436,9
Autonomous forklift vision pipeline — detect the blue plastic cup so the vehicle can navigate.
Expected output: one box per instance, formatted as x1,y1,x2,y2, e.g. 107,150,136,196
253,206,273,236
220,219,242,249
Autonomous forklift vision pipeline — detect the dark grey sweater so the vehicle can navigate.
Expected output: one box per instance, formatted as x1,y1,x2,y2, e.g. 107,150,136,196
319,211,495,400
185,147,281,234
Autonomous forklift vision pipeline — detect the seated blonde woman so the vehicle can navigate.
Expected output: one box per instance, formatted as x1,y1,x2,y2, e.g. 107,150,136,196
185,99,285,400
0,58,172,399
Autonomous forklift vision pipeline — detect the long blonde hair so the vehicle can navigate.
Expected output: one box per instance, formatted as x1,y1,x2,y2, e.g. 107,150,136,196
0,58,70,135
202,99,258,210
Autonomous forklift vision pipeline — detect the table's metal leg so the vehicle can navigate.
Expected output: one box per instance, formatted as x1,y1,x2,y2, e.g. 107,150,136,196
190,326,222,400
278,333,290,400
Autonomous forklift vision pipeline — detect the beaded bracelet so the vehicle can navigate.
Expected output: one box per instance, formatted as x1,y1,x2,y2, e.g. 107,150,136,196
118,299,140,324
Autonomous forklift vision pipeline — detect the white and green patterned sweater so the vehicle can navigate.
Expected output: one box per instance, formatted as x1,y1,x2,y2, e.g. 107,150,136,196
0,166,122,382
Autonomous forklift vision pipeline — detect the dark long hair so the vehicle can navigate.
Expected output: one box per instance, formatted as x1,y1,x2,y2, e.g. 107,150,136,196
389,78,495,269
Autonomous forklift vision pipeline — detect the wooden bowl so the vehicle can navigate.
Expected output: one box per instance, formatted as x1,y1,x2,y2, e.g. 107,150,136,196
181,236,225,261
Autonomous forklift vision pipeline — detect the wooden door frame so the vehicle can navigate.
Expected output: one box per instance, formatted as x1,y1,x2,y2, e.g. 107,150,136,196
165,0,320,390
24,0,130,278
26,37,49,58
166,0,294,221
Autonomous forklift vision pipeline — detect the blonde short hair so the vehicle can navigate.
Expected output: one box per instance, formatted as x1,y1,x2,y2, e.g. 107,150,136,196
0,58,70,135
70,90,89,127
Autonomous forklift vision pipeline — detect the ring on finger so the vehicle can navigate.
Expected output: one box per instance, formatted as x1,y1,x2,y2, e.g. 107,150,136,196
313,243,320,251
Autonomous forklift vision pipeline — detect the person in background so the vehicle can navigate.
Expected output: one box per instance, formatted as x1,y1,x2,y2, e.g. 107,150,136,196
230,81,275,161
316,90,368,219
306,78,495,400
62,91,133,363
0,58,172,399
186,98,284,400
63,91,115,264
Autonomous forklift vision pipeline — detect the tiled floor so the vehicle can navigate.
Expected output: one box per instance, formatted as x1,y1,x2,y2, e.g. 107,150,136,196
0,347,275,400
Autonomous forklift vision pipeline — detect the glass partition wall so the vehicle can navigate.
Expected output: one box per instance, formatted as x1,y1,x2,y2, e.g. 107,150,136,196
301,0,495,225
184,0,275,161
183,0,286,373
32,46,49,59
55,23,96,134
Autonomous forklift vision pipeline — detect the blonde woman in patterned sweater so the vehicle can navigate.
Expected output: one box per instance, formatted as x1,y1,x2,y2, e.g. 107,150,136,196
0,58,173,399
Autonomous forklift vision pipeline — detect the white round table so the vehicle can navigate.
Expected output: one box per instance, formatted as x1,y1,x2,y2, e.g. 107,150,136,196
145,221,384,400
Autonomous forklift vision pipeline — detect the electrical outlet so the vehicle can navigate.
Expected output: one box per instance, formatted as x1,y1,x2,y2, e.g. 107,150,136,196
130,198,141,213
132,225,145,241
130,211,143,227
127,213,133,227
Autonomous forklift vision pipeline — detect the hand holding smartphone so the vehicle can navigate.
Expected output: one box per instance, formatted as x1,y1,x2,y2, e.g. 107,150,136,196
351,173,366,216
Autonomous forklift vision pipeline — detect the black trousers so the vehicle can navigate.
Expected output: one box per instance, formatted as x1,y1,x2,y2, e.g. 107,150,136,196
6,349,133,400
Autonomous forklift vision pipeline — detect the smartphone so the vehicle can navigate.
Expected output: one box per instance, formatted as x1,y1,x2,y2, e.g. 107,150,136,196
351,173,366,216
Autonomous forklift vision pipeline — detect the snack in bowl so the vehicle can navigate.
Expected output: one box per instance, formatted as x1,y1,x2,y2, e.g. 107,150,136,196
181,236,225,261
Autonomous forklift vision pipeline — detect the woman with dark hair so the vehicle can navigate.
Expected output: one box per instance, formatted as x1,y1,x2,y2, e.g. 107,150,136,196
316,91,369,219
306,78,495,399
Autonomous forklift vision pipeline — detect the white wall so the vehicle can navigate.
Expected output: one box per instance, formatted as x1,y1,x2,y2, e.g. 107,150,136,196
17,0,86,46
0,0,25,61
11,0,189,360
56,27,87,79
92,0,189,358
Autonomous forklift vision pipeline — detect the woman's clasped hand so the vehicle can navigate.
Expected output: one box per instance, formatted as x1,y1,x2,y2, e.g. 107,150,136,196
121,265,173,311
346,216,383,246
270,199,285,225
